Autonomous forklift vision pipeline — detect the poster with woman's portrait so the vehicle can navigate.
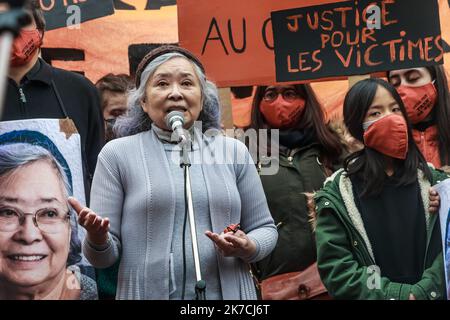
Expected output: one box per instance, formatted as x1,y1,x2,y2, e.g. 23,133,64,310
0,119,97,300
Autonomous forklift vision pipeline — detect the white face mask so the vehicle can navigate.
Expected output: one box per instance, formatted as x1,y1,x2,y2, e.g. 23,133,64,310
362,114,388,131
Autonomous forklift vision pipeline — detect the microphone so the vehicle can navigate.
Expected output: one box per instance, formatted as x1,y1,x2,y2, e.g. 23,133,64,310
165,111,189,143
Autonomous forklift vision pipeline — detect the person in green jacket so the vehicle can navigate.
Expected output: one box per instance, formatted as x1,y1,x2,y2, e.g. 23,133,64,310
315,78,448,300
248,83,343,299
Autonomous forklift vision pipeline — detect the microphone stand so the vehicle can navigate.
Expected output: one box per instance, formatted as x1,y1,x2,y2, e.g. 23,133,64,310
179,135,206,300
0,1,31,120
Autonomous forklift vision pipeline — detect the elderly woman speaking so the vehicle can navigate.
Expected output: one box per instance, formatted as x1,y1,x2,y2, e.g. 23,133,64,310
70,45,277,300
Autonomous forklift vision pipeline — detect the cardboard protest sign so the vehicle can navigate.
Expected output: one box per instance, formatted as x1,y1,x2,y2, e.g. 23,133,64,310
271,0,443,82
41,0,115,31
178,0,345,87
0,119,97,295
43,0,177,83
179,0,450,88
42,0,450,127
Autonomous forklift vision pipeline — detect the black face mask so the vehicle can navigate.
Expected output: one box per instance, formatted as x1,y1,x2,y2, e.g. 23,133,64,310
105,118,116,142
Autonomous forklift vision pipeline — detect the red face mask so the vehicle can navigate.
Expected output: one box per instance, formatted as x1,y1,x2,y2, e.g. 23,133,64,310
259,95,306,129
10,29,42,67
363,114,409,159
396,82,437,124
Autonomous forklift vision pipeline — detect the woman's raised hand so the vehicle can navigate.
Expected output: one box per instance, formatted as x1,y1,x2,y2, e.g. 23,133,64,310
68,197,110,246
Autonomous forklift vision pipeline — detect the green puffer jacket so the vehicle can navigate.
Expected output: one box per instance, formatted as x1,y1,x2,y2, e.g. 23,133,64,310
314,167,449,300
253,144,330,280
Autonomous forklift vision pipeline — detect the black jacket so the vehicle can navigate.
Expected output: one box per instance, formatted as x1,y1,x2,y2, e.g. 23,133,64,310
3,58,104,202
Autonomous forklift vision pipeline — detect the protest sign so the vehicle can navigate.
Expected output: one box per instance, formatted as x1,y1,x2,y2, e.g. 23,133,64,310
179,0,450,87
178,0,345,87
43,0,177,82
434,179,450,300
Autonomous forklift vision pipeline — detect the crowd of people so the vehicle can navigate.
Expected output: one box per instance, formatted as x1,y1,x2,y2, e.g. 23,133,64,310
1,0,450,300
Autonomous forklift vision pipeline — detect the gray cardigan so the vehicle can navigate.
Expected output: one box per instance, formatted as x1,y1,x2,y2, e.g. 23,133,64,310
83,128,277,299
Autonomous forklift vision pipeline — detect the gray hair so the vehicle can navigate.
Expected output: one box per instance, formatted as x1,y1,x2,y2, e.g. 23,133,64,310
0,143,82,265
114,52,221,138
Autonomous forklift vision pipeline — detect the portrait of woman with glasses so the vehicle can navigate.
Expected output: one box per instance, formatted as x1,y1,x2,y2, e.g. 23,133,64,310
0,140,97,300
247,84,343,299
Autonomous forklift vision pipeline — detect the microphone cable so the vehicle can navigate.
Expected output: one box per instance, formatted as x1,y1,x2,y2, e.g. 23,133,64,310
181,167,189,300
